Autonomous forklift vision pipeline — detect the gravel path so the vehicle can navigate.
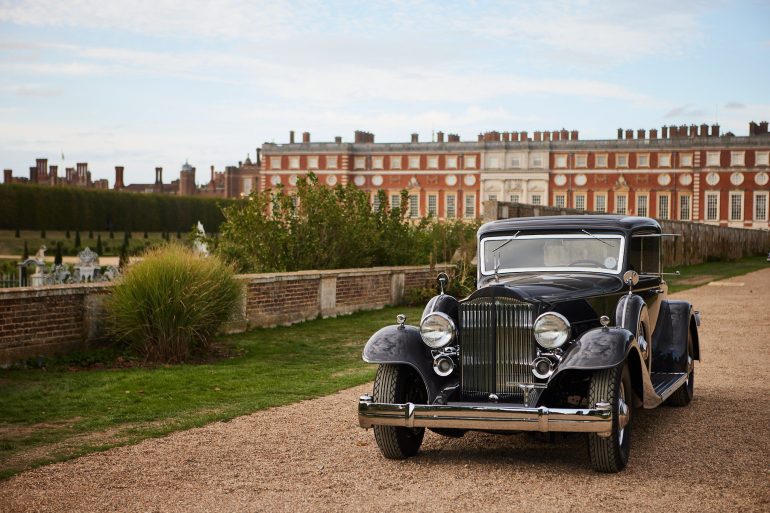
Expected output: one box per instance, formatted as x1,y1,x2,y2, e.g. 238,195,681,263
2,269,770,512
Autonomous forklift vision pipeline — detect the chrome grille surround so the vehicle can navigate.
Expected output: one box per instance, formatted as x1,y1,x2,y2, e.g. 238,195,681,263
460,296,536,402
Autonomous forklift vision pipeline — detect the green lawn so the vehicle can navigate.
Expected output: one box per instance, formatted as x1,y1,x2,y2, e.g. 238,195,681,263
0,306,424,479
664,255,769,293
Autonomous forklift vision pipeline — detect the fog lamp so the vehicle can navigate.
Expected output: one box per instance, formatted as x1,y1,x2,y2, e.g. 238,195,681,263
433,356,455,377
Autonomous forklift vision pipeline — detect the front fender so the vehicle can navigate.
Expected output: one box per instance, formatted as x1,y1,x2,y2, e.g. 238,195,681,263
362,325,450,402
551,327,636,380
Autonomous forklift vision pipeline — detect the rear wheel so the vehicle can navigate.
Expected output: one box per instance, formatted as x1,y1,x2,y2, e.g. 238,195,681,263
587,363,633,473
372,364,427,459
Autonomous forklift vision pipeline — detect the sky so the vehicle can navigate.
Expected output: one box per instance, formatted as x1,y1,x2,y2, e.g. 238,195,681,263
1,0,769,186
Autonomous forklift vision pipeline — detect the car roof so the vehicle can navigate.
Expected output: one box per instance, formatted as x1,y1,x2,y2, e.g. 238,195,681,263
478,215,661,238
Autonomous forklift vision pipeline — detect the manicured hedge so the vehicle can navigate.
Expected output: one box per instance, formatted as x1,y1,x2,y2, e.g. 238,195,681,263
0,184,233,232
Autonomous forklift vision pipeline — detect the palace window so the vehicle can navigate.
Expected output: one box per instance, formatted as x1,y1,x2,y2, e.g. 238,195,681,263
465,155,477,169
408,195,419,218
409,156,420,169
706,151,720,166
637,154,649,167
596,154,608,168
390,156,402,169
531,156,543,168
637,194,648,217
755,192,768,221
555,154,567,168
731,151,745,167
289,156,300,169
372,194,381,212
446,195,456,218
616,194,627,214
575,154,587,168
354,157,366,170
390,194,400,210
510,194,519,203
488,156,500,169
680,153,693,167
729,192,743,221
756,151,770,167
428,194,438,216
446,156,458,169
616,154,628,168
270,157,281,170
706,192,719,221
372,156,383,169
555,194,565,209
427,156,439,169
511,156,521,168
326,156,338,169
595,194,607,213
531,194,542,206
308,156,318,169
679,194,691,221
464,194,475,218
575,194,586,211
658,153,671,167
658,194,669,219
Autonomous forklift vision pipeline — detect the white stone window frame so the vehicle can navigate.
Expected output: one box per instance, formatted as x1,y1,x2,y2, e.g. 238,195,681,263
464,194,476,218
705,191,720,222
510,155,522,169
679,193,691,221
408,194,419,218
354,156,366,170
409,155,420,169
615,193,628,214
509,194,520,203
307,156,319,169
270,156,282,170
390,193,401,210
731,151,745,167
427,155,439,169
445,156,458,169
427,194,438,217
326,155,338,170
657,192,670,220
372,156,384,170
706,151,720,167
595,193,607,213
288,156,300,170
637,153,650,168
555,194,566,209
446,194,457,218
616,153,629,168
658,153,671,167
754,191,769,221
575,154,588,168
390,156,402,170
596,154,608,168
531,156,543,169
680,153,693,167
531,194,542,206
465,155,477,169
574,193,586,211
756,151,770,167
636,193,649,217
555,154,568,168
729,191,744,221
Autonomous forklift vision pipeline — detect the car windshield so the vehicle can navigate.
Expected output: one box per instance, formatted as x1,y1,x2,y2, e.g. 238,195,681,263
480,233,625,275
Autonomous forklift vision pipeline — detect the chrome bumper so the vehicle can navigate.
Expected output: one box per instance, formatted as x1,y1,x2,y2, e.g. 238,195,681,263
358,395,613,435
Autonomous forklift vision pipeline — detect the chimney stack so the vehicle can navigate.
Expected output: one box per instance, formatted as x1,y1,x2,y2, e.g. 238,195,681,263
661,126,668,138
689,124,698,137
543,130,551,141
334,136,342,144
679,125,687,138
637,129,646,139
617,128,623,139
36,158,47,183
437,131,445,143
210,165,215,184
477,133,483,142
650,128,658,139
448,133,460,142
49,165,57,186
302,132,310,143
534,131,542,142
114,166,125,189
256,148,262,166
700,123,709,137
711,124,720,137
3,169,11,183
155,166,163,185
570,130,579,140
552,131,560,142
289,130,295,144
520,131,528,141
560,129,569,140
511,131,519,142
412,133,419,143
625,129,633,140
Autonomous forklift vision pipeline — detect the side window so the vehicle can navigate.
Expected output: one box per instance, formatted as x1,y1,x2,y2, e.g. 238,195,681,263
629,234,660,274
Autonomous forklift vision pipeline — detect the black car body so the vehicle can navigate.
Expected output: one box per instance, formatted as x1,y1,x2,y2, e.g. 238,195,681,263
358,215,700,472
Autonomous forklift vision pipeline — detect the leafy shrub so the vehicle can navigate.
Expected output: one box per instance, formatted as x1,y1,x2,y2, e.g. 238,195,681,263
106,245,242,363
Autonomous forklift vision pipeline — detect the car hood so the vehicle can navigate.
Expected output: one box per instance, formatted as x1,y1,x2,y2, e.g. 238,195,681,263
474,272,624,302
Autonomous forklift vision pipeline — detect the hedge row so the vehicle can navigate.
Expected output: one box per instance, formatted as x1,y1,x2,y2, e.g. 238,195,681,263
0,184,233,232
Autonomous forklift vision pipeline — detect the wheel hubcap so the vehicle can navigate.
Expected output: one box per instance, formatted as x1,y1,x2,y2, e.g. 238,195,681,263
618,382,629,445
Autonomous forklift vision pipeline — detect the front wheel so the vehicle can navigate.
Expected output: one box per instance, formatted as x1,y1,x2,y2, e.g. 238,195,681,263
667,331,695,406
587,363,633,473
372,364,427,459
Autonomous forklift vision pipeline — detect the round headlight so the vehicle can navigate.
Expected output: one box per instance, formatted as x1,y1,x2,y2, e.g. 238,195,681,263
533,312,571,349
420,312,456,349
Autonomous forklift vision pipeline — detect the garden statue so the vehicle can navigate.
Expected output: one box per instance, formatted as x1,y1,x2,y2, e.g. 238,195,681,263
193,221,209,256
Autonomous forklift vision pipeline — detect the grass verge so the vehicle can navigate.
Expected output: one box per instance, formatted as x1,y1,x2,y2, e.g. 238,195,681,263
665,255,768,293
0,306,423,480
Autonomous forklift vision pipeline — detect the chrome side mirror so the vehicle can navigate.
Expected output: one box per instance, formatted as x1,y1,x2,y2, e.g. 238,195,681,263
437,272,449,295
623,270,639,295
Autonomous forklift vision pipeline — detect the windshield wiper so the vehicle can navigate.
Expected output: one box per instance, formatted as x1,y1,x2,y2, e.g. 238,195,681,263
491,231,520,253
581,229,615,247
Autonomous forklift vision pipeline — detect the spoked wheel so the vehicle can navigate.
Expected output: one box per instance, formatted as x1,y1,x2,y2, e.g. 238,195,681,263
667,331,695,406
588,363,633,473
372,364,427,459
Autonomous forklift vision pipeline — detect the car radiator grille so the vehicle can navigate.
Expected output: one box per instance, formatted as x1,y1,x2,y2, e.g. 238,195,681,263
460,297,536,401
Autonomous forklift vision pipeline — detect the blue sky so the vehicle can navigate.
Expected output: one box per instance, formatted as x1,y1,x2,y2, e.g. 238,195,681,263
1,0,769,185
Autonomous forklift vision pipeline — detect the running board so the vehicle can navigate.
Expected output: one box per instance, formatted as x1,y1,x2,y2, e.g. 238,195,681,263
650,372,688,402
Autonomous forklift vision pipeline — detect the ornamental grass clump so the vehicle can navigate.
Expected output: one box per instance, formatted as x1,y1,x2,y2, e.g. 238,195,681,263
107,244,241,363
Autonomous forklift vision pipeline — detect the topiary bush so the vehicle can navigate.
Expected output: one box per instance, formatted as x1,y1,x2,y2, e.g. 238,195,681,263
106,244,242,363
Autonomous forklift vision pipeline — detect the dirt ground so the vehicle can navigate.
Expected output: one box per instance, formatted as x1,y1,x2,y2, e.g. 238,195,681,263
2,269,769,512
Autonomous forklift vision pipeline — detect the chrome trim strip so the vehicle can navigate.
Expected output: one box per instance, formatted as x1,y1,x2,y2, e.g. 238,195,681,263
358,396,612,434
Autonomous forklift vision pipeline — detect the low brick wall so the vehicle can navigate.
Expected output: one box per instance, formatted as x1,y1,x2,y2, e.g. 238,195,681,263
0,265,440,365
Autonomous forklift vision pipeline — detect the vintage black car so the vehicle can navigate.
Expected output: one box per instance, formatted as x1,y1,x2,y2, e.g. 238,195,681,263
358,215,700,472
